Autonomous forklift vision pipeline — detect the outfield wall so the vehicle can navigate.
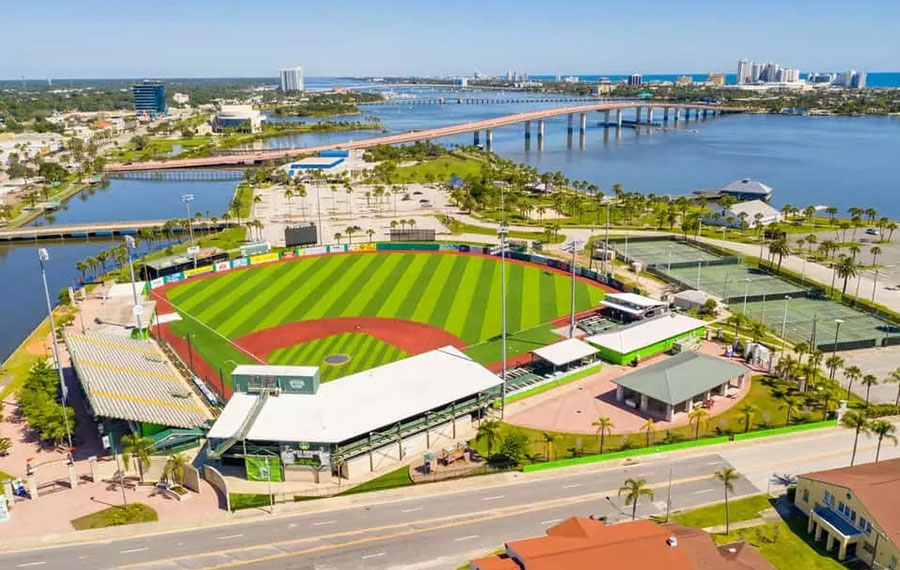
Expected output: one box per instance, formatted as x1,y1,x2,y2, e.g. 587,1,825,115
147,242,630,293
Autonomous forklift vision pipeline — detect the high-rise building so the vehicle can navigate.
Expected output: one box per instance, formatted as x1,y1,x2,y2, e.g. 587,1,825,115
628,73,642,86
854,71,867,89
279,66,304,91
782,68,801,82
737,59,754,84
506,69,514,81
132,80,167,117
676,75,693,86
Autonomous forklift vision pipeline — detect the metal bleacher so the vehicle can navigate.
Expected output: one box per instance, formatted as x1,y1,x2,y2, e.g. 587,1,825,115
577,315,616,335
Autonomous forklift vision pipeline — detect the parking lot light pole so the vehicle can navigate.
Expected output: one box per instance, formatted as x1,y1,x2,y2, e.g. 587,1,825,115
780,295,792,357
742,278,751,315
832,319,844,360
37,248,74,453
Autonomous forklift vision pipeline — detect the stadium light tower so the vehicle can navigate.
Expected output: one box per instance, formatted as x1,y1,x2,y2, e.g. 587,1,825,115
499,185,509,418
37,248,73,453
780,295,792,357
832,319,844,359
124,236,144,336
182,193,196,268
562,240,584,338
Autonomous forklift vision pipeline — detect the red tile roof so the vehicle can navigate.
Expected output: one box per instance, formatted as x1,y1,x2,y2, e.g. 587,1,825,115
469,518,773,570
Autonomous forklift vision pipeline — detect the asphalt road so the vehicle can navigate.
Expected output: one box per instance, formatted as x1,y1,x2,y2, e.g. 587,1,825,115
2,424,897,570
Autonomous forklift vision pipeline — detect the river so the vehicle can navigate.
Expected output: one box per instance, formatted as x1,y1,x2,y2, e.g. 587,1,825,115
1,86,899,361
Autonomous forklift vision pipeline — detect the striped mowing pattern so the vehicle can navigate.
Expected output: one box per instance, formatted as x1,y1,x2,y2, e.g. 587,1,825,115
267,333,407,382
166,252,606,345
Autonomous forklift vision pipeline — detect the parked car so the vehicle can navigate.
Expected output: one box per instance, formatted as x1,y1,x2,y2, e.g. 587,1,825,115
866,228,880,236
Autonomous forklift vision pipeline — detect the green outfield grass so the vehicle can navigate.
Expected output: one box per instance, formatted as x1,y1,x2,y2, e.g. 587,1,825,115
268,333,407,382
164,252,606,385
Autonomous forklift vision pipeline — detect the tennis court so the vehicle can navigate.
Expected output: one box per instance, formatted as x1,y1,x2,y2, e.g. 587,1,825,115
732,297,900,350
663,262,807,301
611,238,720,266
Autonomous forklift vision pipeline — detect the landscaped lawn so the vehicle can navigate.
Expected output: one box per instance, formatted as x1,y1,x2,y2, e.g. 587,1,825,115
229,493,273,511
338,466,413,496
712,518,849,570
396,156,484,182
268,333,407,382
165,252,606,388
666,494,773,529
70,503,158,530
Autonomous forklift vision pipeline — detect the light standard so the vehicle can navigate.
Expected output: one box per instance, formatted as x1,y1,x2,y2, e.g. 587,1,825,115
742,278,751,315
832,319,844,360
563,240,583,339
124,236,143,337
499,192,509,419
872,268,879,303
667,244,673,273
182,193,196,268
37,248,73,453
603,201,610,275
779,295,792,357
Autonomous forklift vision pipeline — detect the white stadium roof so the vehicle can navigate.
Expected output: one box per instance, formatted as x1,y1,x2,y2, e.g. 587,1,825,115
208,346,503,444
531,338,599,367
585,313,707,355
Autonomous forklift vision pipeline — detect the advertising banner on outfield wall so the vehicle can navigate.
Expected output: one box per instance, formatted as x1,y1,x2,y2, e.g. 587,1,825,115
327,244,347,253
231,258,249,269
214,261,231,272
164,272,184,284
302,245,328,256
150,277,165,289
183,266,211,278
353,243,376,252
250,252,279,265
438,244,460,251
281,250,296,260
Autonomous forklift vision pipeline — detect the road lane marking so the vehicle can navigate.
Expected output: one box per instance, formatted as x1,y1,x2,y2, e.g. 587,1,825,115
16,563,46,568
482,495,504,501
401,507,423,513
120,548,149,554
541,519,563,525
454,535,479,542
706,461,724,465
361,552,385,560
217,534,243,540
562,483,582,489
312,520,336,526
694,489,716,495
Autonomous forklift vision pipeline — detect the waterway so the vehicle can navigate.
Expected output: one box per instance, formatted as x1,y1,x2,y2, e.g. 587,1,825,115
2,87,900,361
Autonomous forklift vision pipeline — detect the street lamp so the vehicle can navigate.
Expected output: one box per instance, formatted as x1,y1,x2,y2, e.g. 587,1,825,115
182,193,196,268
562,240,584,339
37,248,73,453
779,295,792,357
742,278,751,315
832,319,844,360
124,236,143,337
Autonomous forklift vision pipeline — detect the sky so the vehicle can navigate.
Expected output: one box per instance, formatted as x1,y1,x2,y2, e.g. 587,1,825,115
1,0,896,79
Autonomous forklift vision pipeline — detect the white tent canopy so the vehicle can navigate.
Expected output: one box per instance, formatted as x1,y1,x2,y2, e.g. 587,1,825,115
531,338,599,367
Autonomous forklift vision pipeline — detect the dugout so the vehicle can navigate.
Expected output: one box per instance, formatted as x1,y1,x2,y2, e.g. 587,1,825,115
143,249,228,279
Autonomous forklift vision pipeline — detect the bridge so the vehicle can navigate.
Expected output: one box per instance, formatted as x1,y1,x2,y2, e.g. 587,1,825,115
105,101,742,172
358,96,593,106
0,219,231,243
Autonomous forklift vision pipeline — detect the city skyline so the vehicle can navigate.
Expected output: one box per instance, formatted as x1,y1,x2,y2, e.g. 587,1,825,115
1,0,897,79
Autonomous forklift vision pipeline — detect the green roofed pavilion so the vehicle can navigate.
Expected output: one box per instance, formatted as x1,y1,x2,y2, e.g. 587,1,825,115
612,351,751,421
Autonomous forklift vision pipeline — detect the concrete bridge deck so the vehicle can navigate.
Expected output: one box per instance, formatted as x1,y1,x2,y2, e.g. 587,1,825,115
105,101,741,172
0,219,230,242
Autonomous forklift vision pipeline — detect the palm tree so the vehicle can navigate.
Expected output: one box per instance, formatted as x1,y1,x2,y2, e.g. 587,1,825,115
820,387,839,421
618,477,654,520
714,467,741,534
345,226,357,245
640,418,656,448
861,374,879,409
767,237,791,272
825,355,844,381
592,416,614,454
738,404,757,432
842,411,870,466
783,396,801,426
871,246,882,268
835,255,859,300
844,365,862,400
870,420,898,462
688,406,709,440
366,228,375,242
120,433,154,483
162,452,189,485
885,367,900,407
283,188,294,222
333,232,342,244
476,420,501,457
542,432,558,461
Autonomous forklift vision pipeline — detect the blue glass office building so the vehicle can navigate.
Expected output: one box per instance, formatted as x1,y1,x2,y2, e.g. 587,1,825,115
132,80,168,117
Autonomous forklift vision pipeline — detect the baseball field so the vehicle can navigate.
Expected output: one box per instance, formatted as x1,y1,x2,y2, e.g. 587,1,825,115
158,251,608,392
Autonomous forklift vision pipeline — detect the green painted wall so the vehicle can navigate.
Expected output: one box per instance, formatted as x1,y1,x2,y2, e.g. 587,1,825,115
597,326,705,365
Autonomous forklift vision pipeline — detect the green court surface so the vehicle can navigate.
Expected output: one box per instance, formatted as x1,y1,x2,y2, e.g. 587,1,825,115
164,252,607,382
663,263,807,300
612,239,720,266
733,297,900,349
267,333,407,382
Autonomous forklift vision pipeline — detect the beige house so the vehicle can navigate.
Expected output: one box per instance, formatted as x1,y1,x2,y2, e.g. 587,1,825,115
795,459,900,567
